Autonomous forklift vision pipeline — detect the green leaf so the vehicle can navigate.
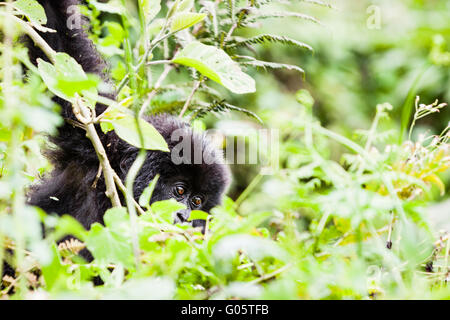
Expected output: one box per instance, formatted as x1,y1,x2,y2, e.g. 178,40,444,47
40,243,69,290
37,53,99,105
139,174,160,210
13,0,47,25
100,121,115,134
51,215,88,242
108,115,169,151
173,42,256,94
170,12,206,32
139,0,161,25
151,199,186,223
188,210,209,221
85,222,135,269
295,89,315,109
104,207,131,234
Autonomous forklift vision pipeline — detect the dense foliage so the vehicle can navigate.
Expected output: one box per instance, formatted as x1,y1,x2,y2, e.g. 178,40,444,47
0,0,449,299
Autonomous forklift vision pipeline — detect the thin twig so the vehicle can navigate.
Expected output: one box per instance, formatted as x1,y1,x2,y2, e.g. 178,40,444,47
91,164,102,189
139,63,175,118
113,172,146,216
145,60,172,66
2,14,57,63
250,264,291,284
117,74,130,94
386,211,395,249
179,78,202,118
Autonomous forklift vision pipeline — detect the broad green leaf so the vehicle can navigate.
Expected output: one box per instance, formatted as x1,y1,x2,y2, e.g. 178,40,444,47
104,207,131,235
100,21,125,48
108,115,169,151
151,199,186,223
37,53,99,106
139,174,160,210
139,0,161,25
13,0,47,25
51,215,88,242
173,42,256,94
85,222,135,269
100,121,114,134
40,243,70,290
170,12,206,32
188,210,209,221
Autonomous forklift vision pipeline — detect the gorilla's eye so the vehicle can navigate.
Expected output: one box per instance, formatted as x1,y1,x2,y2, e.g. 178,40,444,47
175,186,185,196
192,196,202,207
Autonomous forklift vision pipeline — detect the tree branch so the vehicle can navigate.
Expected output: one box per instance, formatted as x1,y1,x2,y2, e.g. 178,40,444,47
72,96,121,207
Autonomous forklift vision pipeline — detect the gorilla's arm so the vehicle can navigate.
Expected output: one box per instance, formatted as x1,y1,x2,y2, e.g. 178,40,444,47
27,0,116,167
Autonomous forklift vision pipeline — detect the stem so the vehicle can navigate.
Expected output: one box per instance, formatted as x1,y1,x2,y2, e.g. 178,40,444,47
249,264,291,284
72,97,121,207
113,172,146,216
399,64,431,144
0,13,57,63
139,62,175,118
312,124,368,157
444,235,450,285
234,173,263,209
386,211,395,249
146,60,172,66
179,78,202,118
125,151,146,270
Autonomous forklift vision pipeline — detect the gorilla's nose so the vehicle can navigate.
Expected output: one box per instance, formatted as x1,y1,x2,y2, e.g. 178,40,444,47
174,210,190,223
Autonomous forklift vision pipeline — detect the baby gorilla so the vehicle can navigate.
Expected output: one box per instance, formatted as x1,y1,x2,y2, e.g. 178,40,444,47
26,0,230,231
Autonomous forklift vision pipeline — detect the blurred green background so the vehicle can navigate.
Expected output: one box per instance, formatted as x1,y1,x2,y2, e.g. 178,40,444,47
206,0,450,205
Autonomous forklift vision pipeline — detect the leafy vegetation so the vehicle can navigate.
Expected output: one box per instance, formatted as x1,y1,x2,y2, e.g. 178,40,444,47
0,0,449,299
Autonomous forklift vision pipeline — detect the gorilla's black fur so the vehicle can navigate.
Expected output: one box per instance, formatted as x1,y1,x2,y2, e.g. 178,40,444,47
26,0,231,230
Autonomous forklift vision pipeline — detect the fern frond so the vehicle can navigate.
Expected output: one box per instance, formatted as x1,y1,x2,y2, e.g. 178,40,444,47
248,12,321,25
249,0,277,8
191,100,263,123
224,0,236,21
299,0,335,9
148,88,187,115
58,238,86,257
240,59,305,76
228,34,313,52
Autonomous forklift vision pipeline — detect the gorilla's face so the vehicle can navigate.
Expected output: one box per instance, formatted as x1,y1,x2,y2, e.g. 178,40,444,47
146,167,226,233
124,114,231,233
126,149,230,233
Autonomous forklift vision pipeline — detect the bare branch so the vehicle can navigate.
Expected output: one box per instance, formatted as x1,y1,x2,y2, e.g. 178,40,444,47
72,96,121,207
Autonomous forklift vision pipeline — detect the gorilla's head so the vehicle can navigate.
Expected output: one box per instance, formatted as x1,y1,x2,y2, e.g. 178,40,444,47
118,114,231,231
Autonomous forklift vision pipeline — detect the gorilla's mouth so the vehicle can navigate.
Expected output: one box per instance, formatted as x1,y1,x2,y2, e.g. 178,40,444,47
173,212,206,234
